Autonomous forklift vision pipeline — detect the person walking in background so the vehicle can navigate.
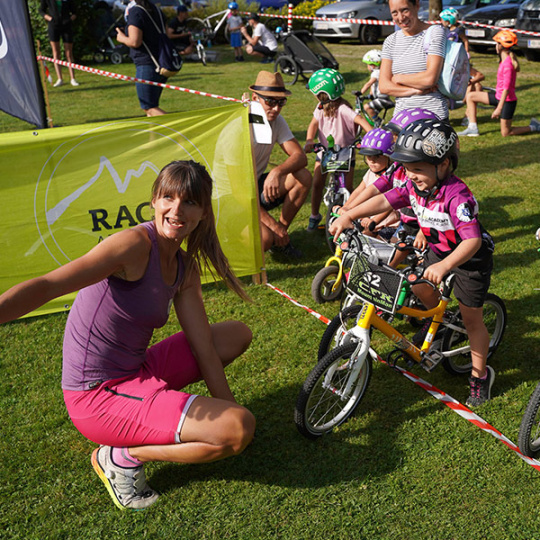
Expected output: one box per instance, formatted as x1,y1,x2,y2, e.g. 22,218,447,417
227,2,244,62
167,4,195,57
0,161,256,511
459,30,540,137
379,0,448,120
39,0,79,87
241,13,278,64
116,0,169,116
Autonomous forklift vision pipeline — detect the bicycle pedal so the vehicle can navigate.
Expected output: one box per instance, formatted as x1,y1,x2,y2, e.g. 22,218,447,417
420,350,444,372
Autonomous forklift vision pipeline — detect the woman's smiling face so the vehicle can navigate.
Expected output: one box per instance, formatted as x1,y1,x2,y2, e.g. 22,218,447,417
389,0,420,33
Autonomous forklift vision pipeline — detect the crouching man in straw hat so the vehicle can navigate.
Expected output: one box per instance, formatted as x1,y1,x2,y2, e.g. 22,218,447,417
246,71,311,259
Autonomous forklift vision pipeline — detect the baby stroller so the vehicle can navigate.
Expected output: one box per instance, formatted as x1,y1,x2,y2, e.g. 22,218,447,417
274,30,339,86
92,2,130,65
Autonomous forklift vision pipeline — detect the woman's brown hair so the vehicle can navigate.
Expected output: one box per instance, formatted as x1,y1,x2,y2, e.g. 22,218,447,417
152,161,250,301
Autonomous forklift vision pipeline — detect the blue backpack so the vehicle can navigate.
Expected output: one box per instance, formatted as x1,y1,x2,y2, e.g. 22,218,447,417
424,25,470,101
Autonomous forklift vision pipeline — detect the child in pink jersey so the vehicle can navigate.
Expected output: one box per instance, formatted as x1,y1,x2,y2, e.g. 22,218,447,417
459,29,539,137
304,68,373,232
331,119,497,407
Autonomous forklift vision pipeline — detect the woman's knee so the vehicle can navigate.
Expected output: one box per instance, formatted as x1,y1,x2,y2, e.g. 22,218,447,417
220,406,256,455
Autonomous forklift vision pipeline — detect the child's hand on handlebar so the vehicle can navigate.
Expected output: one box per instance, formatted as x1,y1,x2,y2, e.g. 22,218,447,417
422,261,448,286
360,217,376,231
329,214,353,242
304,141,315,153
413,229,428,251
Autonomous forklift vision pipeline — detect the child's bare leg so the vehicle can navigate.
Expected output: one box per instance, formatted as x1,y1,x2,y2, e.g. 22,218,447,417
458,302,489,378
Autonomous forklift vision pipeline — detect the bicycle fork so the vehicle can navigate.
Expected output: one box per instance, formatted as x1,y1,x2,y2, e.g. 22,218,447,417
323,303,373,400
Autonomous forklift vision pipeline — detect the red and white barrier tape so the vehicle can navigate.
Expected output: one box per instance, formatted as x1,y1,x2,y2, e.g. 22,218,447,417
251,10,540,38
266,281,540,472
37,56,241,103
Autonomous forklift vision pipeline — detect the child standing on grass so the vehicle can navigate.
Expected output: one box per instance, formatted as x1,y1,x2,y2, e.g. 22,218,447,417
330,119,496,407
227,2,244,62
360,49,394,123
439,8,469,53
340,128,399,241
304,68,372,232
459,29,540,137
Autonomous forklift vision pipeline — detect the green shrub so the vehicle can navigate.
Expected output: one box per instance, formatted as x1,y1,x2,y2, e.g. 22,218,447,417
262,0,333,31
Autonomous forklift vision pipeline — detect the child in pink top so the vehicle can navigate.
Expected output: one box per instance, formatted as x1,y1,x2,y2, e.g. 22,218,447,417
459,29,539,137
304,69,372,231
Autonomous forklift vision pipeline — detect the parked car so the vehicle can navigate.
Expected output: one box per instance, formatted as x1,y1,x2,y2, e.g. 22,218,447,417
312,0,394,44
515,0,540,60
418,0,502,20
463,0,528,51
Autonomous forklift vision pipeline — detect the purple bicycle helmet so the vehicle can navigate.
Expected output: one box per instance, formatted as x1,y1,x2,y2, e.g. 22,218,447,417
385,108,439,135
358,128,395,156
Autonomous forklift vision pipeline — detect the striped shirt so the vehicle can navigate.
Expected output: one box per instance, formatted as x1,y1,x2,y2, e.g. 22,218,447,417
382,25,448,119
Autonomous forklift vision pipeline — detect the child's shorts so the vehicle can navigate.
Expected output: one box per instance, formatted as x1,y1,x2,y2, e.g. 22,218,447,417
230,32,242,48
423,249,492,308
487,92,517,120
63,332,201,447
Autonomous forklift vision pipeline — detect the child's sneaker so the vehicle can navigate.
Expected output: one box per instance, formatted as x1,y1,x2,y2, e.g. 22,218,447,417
466,366,495,407
53,79,64,87
91,446,159,510
306,214,322,232
530,118,540,132
458,125,480,137
70,78,80,87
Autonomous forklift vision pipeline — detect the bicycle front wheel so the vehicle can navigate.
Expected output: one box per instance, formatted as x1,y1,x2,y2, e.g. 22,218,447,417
295,342,372,439
518,382,540,457
318,303,362,360
311,265,344,304
441,293,507,375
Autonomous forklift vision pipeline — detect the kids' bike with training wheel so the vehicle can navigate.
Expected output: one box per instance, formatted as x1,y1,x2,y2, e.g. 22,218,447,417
295,229,507,439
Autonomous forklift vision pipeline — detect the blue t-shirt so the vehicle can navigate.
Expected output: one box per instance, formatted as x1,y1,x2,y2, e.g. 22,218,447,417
126,2,163,66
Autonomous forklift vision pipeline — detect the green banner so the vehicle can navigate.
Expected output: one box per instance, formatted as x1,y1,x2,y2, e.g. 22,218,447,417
0,104,262,317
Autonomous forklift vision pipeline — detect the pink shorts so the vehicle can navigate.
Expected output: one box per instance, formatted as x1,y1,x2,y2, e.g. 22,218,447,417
63,332,202,447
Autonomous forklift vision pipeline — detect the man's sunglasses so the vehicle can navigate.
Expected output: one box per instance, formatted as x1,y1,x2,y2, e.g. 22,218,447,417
256,94,288,108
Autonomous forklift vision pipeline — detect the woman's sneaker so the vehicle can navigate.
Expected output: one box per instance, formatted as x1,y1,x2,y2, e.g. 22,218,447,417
91,446,159,510
466,366,495,407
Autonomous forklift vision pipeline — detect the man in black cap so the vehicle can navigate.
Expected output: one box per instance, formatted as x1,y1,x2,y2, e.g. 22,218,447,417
241,13,278,63
167,5,194,56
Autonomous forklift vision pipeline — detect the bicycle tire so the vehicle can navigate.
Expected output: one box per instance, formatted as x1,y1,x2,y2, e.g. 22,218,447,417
518,382,540,457
318,304,362,360
185,17,209,35
274,54,298,86
295,342,372,439
311,266,344,305
441,293,507,376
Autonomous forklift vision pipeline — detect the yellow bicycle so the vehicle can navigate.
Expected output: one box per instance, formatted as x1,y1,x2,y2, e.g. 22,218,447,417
296,230,507,439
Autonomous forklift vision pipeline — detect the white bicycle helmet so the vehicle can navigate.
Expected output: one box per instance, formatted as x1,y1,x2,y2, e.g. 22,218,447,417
362,49,382,67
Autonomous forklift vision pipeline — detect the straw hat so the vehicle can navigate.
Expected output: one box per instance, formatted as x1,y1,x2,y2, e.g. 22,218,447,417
249,71,292,98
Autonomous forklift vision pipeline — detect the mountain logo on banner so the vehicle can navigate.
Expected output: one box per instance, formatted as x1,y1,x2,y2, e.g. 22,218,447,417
0,20,9,59
33,119,210,265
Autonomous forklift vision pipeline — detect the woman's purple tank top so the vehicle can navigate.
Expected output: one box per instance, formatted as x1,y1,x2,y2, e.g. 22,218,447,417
62,221,184,391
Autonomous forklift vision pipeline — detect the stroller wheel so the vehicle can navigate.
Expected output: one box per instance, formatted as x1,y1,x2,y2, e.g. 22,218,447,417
274,54,298,86
93,52,105,64
110,51,123,65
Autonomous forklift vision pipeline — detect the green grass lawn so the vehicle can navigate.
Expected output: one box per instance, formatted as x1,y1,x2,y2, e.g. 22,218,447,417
1,42,540,539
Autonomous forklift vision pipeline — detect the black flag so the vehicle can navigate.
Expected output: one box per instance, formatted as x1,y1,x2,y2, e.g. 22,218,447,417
0,0,47,128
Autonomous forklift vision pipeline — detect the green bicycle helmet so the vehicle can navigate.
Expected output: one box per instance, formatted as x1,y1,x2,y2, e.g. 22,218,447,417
362,49,382,67
308,69,346,101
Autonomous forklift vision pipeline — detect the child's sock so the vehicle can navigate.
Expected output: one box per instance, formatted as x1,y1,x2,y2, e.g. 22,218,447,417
478,370,488,381
111,446,143,468
468,122,478,130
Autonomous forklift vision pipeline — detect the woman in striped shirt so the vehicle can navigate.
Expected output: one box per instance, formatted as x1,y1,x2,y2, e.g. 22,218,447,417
379,0,448,120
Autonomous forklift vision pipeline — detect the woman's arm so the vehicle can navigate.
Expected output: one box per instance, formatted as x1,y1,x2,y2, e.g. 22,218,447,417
379,58,425,97
116,25,143,49
174,268,236,403
0,227,150,324
391,53,444,90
